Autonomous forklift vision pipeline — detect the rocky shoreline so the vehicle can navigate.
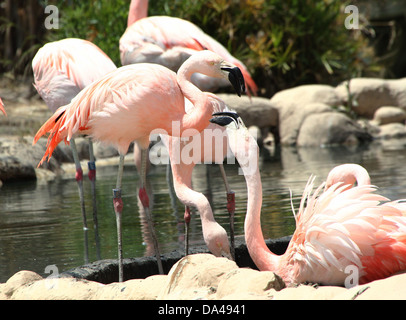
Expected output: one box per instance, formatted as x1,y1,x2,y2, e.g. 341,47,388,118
2,253,406,300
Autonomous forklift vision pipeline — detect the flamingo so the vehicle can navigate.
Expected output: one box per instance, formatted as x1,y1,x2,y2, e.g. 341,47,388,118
32,38,117,262
325,163,371,191
159,96,234,259
210,112,406,286
121,0,249,253
33,50,245,282
120,0,258,96
0,98,7,116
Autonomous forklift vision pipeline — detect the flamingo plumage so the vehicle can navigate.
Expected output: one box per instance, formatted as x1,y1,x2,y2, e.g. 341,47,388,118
0,98,7,116
119,0,257,96
160,96,233,259
32,38,117,262
210,112,406,286
33,50,245,281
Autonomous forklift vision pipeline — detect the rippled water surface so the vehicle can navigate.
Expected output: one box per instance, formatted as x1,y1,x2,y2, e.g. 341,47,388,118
1,141,406,282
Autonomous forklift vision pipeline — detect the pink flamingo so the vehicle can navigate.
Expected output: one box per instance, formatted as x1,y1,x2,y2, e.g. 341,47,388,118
123,0,244,254
32,38,117,262
160,96,233,259
0,98,7,116
119,0,258,96
210,112,406,286
33,50,245,281
325,163,371,191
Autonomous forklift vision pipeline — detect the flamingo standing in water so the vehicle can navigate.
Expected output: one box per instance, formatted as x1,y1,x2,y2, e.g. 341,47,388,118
121,0,253,254
210,112,406,286
33,50,245,281
159,96,234,259
32,38,117,262
0,98,7,116
120,0,257,96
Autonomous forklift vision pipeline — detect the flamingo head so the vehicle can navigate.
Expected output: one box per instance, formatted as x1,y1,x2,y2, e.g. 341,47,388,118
203,221,232,260
184,50,246,97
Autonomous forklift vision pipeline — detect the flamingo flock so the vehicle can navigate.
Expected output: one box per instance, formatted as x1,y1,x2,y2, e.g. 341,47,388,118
4,0,403,286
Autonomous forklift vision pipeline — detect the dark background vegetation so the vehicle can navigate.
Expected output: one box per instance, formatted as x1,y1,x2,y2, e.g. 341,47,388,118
1,0,405,97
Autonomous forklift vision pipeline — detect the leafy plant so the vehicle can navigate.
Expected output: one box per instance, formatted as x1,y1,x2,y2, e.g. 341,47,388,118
1,0,380,96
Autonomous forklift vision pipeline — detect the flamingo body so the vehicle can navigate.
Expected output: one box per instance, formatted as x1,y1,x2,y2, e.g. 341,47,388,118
32,38,117,112
210,113,406,286
120,7,257,95
33,50,244,164
0,98,6,116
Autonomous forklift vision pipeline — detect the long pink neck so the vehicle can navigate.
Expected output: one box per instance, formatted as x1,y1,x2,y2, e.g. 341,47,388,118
127,0,148,27
237,139,281,272
326,164,371,190
175,66,212,136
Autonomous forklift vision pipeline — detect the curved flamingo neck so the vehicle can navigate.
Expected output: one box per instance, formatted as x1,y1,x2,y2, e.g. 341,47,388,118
127,0,148,27
228,133,281,272
326,164,371,190
176,64,212,135
243,163,281,272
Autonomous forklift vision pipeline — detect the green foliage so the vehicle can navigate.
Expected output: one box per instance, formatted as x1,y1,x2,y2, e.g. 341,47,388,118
12,0,380,95
46,0,129,66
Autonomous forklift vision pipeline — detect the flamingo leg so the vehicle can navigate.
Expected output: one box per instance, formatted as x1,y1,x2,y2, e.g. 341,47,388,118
87,140,101,260
184,206,191,255
113,154,125,282
219,164,235,261
138,148,164,274
70,138,89,264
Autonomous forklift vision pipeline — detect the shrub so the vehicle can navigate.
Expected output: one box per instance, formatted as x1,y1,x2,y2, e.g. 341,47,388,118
3,0,379,96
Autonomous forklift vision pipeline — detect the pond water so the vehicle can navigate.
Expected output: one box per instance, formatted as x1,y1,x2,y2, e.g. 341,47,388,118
1,140,406,283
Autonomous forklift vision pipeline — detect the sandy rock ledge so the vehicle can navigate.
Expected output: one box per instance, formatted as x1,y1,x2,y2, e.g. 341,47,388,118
1,254,406,300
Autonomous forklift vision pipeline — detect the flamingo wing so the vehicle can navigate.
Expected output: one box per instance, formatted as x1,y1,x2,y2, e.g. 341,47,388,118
286,178,406,285
33,63,185,165
0,98,6,116
32,38,117,112
120,16,257,96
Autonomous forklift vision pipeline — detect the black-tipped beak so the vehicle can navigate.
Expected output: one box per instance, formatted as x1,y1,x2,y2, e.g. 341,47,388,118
209,111,240,127
221,67,245,97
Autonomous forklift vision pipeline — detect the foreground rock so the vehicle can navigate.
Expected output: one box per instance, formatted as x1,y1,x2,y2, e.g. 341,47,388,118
1,254,406,300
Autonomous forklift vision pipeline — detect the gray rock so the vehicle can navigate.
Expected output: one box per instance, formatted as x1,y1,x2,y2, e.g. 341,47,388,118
372,106,406,125
297,112,372,147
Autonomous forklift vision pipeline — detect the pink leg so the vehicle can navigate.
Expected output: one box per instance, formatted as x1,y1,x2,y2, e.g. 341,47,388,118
139,149,164,274
70,138,89,264
88,140,101,260
220,164,235,261
114,155,125,282
184,206,191,255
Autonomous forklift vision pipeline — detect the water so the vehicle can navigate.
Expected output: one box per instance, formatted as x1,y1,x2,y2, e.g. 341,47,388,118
1,141,406,283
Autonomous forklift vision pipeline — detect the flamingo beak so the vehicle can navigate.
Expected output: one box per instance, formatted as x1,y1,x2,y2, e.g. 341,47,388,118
209,111,240,128
221,67,245,97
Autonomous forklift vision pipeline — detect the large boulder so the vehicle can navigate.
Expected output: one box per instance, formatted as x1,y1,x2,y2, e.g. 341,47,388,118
336,78,406,119
297,112,372,147
269,85,371,146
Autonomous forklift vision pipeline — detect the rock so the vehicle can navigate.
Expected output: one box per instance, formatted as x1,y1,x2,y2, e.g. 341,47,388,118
96,275,167,300
1,270,43,299
376,123,406,139
216,94,279,128
385,78,406,110
270,85,342,145
372,106,406,125
157,253,238,300
271,285,346,300
336,78,396,118
10,277,103,300
297,112,372,147
215,268,284,299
